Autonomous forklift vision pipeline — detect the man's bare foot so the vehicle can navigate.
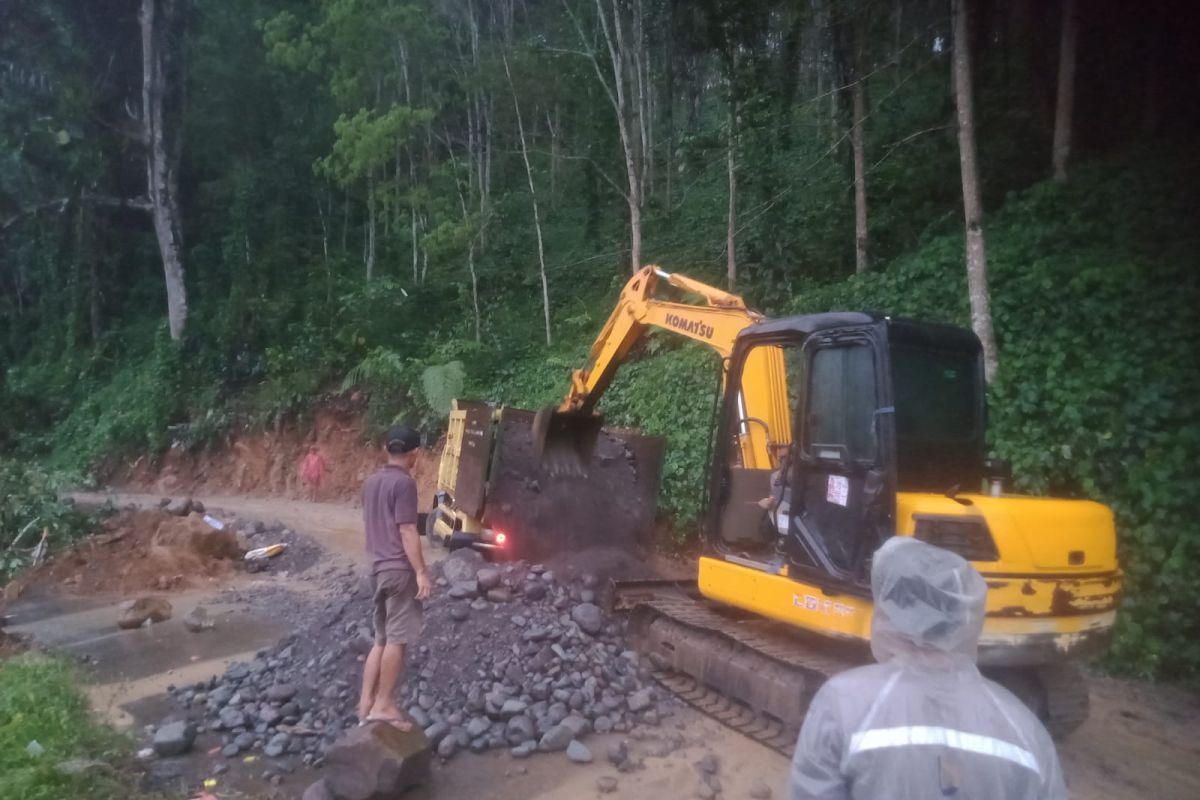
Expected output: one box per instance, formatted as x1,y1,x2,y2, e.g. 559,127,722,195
367,705,412,731
366,714,412,731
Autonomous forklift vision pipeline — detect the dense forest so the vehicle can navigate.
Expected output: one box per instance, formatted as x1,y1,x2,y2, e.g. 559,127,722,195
1,0,1198,679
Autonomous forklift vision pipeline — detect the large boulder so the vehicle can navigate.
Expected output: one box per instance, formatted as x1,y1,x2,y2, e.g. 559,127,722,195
152,720,195,756
475,567,502,591
322,722,432,800
163,497,192,516
182,606,214,633
539,722,575,752
441,549,484,584
118,597,173,629
570,603,604,636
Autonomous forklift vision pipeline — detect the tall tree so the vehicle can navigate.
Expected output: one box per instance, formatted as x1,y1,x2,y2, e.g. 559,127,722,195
502,52,552,345
567,0,645,274
952,0,999,381
726,102,737,290
1051,0,1077,182
139,0,190,340
850,16,869,274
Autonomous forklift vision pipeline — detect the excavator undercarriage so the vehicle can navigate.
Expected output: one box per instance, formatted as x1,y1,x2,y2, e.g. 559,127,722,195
615,580,1092,748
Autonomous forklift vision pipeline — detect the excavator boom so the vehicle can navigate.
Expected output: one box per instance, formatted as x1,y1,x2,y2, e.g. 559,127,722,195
536,265,789,472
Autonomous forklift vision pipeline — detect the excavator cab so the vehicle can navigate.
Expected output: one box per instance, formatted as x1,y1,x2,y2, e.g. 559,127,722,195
709,313,988,590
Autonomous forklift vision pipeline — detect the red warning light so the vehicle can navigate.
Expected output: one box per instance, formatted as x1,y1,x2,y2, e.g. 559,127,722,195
495,532,508,546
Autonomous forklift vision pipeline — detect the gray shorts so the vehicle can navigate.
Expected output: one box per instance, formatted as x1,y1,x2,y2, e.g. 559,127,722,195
371,569,423,646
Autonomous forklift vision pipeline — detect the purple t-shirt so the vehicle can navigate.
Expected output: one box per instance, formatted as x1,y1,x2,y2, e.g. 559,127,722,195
362,464,418,573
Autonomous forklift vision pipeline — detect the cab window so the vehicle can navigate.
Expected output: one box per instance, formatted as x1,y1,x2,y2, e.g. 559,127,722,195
805,344,877,462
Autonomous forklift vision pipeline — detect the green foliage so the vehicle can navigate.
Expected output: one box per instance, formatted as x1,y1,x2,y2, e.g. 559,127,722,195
318,106,434,188
794,158,1200,680
0,459,92,582
601,344,721,527
420,361,466,420
31,330,184,471
0,655,146,800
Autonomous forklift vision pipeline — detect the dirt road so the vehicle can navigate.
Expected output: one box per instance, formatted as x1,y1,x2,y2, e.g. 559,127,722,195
41,491,1200,799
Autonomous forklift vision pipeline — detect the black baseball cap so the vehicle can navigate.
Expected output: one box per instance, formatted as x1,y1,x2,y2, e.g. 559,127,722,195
384,424,422,454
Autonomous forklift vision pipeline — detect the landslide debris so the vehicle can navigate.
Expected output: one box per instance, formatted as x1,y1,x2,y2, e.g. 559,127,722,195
10,504,321,599
166,548,674,767
19,509,240,595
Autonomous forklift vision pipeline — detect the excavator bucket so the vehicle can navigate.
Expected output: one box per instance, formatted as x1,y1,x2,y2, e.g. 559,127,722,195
488,406,664,559
532,405,604,477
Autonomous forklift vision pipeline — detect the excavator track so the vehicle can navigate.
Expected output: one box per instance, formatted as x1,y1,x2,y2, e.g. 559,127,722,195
620,584,1091,751
623,589,864,755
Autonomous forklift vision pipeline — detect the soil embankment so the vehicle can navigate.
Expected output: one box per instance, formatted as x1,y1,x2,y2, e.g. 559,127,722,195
105,402,439,508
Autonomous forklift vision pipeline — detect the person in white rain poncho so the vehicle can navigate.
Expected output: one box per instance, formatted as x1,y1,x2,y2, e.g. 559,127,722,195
789,537,1068,800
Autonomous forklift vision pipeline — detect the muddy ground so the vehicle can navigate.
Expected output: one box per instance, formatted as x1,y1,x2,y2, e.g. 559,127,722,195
7,490,1200,800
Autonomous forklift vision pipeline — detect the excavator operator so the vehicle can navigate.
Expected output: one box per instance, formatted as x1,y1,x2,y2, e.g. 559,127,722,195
788,537,1067,800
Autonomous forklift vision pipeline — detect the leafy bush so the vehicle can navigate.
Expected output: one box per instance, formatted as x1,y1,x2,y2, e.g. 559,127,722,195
0,459,93,583
43,330,183,471
0,655,148,800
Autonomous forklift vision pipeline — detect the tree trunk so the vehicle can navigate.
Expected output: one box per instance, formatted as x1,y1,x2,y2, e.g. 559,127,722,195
726,103,737,291
341,190,349,252
139,0,188,340
953,0,999,382
1051,0,1077,182
851,56,869,273
365,175,376,279
574,0,643,273
316,191,329,263
443,123,482,342
547,106,560,207
88,230,101,344
503,53,552,345
466,239,480,342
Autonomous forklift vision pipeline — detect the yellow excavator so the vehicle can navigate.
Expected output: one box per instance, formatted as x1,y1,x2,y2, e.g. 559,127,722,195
434,264,1121,744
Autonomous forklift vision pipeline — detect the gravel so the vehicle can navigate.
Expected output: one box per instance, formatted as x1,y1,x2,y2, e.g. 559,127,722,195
162,546,671,767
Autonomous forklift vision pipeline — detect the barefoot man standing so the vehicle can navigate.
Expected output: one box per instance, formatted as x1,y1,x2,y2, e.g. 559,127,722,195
357,424,432,728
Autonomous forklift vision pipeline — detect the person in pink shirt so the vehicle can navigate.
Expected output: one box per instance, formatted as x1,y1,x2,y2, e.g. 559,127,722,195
298,445,329,501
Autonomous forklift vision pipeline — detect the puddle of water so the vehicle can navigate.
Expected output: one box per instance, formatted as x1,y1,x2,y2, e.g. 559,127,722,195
8,587,291,729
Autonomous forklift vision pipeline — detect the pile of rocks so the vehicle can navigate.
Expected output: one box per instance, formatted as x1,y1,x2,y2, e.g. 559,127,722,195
164,547,671,766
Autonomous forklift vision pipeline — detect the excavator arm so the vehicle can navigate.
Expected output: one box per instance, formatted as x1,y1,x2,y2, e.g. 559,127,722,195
543,265,791,470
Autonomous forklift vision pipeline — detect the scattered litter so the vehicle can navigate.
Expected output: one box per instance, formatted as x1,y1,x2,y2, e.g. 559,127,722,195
245,543,287,561
137,747,155,760
25,739,44,757
203,515,226,530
